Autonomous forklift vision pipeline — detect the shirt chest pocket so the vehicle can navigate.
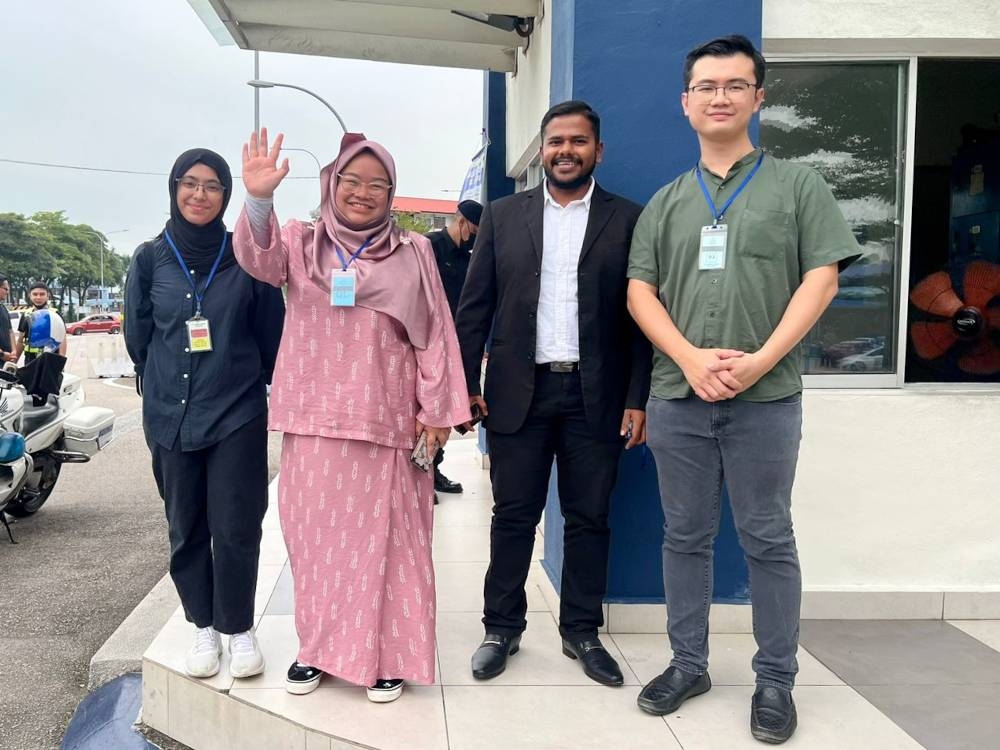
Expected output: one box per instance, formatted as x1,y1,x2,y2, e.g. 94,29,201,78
737,208,795,261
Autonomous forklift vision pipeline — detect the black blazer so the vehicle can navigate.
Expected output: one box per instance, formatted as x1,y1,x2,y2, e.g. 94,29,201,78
455,183,652,440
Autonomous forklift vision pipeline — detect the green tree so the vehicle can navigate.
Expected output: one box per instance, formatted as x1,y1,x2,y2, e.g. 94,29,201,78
392,211,432,234
0,213,58,302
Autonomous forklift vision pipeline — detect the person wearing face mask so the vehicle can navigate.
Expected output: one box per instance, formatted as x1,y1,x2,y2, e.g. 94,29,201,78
424,199,482,496
233,128,470,704
124,148,285,683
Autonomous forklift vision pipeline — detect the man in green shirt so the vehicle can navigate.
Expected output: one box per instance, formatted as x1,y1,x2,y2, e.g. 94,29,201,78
627,35,859,744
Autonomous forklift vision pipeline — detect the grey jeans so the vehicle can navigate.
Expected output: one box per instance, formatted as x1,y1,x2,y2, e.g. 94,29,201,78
646,394,803,690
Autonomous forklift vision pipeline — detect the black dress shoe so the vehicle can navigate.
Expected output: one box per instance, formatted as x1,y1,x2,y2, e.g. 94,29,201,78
561,637,623,686
471,633,521,679
434,469,463,493
750,686,797,744
637,666,711,715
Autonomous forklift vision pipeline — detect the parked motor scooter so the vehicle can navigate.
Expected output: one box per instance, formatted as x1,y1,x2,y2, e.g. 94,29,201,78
0,362,115,539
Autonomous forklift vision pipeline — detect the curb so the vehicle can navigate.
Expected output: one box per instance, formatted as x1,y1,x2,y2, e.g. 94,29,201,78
88,573,180,691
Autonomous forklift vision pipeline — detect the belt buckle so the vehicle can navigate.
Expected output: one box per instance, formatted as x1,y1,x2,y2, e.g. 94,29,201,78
549,361,576,373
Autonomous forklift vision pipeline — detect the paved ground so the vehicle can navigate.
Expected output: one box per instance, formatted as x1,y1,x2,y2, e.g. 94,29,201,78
0,336,275,750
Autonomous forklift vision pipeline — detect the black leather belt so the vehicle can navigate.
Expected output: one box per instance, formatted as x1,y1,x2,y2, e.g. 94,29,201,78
538,361,579,372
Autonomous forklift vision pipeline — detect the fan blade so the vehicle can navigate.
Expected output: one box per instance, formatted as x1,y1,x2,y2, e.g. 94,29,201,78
963,261,1000,310
958,340,1000,375
988,305,1000,331
910,320,959,359
910,271,963,317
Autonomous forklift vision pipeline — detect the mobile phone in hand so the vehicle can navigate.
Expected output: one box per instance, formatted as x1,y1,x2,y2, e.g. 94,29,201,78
410,430,439,473
455,403,484,436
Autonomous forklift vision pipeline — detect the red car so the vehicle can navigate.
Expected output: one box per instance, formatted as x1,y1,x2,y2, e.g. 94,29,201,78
67,313,121,335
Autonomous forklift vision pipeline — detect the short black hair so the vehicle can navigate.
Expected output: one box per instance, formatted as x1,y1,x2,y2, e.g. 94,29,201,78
0,275,7,285
540,100,601,142
29,282,49,294
683,34,766,90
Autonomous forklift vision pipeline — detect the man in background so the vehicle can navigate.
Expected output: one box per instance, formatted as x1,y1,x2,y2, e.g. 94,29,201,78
15,282,67,364
0,276,16,363
425,199,482,496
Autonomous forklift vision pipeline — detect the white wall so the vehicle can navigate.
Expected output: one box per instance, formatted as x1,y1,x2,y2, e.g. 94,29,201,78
764,0,1000,54
505,0,551,178
796,390,1000,590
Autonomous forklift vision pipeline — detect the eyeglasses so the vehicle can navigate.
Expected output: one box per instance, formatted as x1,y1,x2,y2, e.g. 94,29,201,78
337,173,392,197
175,177,226,195
686,81,758,100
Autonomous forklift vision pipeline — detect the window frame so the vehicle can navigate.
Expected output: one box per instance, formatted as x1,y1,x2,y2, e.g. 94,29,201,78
766,54,915,389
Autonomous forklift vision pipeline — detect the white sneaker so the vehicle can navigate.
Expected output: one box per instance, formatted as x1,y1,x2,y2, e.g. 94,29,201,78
185,626,222,678
229,629,265,678
366,678,404,703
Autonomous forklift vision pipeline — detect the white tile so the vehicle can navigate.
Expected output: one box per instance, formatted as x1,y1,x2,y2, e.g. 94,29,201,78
141,658,169,733
944,591,1000,619
611,633,843,687
255,563,286,615
801,590,943,620
444,686,681,750
237,701,306,750
145,617,234,692
231,685,448,750
607,603,753,634
260,528,290,565
305,732,331,750
663,685,925,749
167,671,243,750
949,620,1000,653
436,610,638,686
435,560,547,613
431,524,493,562
432,498,495,527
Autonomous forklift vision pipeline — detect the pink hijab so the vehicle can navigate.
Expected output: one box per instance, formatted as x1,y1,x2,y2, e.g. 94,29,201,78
304,133,432,348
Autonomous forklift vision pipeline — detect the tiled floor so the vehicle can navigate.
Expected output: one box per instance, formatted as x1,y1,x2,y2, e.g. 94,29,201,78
142,437,1000,750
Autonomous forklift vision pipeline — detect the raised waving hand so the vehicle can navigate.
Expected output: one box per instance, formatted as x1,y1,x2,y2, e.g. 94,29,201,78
242,128,290,199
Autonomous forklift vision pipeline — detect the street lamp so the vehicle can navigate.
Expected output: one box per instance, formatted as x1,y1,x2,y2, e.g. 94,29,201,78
247,80,349,134
280,147,323,178
80,228,128,312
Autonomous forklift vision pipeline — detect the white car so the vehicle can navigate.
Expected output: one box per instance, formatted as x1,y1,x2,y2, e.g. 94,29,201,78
840,346,885,371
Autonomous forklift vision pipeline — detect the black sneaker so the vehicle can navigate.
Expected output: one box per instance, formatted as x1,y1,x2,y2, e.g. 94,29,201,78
285,661,322,695
637,666,711,715
367,678,404,703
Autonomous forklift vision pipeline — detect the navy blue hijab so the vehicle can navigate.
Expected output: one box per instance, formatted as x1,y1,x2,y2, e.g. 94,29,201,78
163,148,237,273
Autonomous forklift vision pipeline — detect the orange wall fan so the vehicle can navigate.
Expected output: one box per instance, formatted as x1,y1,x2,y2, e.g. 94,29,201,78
909,261,1000,375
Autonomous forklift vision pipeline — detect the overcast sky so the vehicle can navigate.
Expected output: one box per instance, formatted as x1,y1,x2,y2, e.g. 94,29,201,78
1,1,484,259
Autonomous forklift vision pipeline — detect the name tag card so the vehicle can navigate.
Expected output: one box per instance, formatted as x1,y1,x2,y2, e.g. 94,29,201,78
699,224,728,271
331,269,357,307
186,316,213,352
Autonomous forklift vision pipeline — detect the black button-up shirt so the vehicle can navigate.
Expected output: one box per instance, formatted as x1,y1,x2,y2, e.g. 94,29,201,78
425,228,471,319
124,237,285,451
0,302,12,354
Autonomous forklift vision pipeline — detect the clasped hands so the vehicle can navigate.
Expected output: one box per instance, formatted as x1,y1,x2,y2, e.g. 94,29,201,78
681,348,769,403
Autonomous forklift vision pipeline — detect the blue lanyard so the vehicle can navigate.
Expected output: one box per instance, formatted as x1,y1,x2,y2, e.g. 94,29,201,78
334,238,372,270
695,151,765,226
164,230,228,316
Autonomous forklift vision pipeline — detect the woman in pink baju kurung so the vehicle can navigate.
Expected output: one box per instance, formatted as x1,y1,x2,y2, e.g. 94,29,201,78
233,129,470,702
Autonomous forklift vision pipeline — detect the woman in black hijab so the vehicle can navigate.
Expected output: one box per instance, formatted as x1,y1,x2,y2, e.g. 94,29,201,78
125,149,285,680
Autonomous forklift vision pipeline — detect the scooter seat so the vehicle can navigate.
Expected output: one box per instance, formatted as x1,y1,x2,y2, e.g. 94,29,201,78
21,396,60,436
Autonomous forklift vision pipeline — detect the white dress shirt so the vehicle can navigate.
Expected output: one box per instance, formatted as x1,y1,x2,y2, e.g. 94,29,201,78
535,178,595,363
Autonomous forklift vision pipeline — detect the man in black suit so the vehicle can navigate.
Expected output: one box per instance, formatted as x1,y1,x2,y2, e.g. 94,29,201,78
455,100,651,686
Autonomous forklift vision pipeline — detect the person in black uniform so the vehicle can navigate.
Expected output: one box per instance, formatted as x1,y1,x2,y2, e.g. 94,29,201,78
424,199,482,495
0,275,16,363
124,148,285,681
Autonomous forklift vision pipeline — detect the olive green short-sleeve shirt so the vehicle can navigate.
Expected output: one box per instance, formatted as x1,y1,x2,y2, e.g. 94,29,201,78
627,149,860,402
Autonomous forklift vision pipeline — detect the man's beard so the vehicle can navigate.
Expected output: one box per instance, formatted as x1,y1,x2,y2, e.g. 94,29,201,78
543,159,595,192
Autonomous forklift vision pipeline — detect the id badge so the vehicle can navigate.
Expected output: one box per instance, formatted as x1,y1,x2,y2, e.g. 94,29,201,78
699,224,728,270
331,269,357,307
186,316,213,352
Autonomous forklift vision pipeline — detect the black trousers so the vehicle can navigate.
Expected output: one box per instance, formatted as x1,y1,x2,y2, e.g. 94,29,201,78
483,369,622,639
148,412,269,634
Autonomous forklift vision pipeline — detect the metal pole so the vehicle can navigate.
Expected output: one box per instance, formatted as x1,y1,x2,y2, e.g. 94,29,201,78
247,80,348,133
254,51,260,132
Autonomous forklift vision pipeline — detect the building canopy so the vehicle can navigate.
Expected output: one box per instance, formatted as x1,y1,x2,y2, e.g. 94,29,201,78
188,0,537,72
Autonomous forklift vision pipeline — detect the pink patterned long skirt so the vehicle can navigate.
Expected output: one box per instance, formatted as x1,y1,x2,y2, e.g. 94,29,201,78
279,433,437,686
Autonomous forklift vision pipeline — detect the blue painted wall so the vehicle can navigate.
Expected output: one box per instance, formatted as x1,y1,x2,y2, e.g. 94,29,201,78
542,0,762,604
